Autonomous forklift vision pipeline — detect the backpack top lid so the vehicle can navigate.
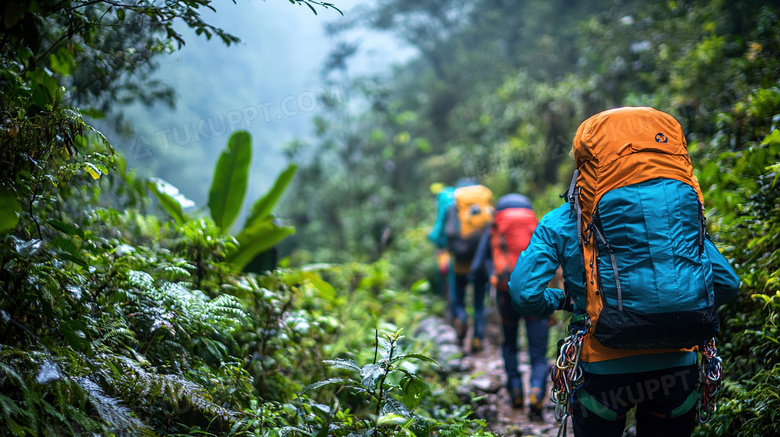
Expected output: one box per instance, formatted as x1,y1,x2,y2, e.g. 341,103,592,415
572,106,686,167
496,194,532,211
571,106,703,222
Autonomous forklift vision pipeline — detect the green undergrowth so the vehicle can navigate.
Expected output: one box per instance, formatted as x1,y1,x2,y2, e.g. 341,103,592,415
692,81,780,436
0,144,490,435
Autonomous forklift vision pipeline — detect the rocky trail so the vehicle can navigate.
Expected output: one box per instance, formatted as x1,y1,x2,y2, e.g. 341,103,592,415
415,314,573,437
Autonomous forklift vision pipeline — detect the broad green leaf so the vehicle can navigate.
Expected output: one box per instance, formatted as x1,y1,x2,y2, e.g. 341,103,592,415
227,218,294,271
380,398,411,418
310,403,331,414
85,163,102,179
316,416,331,437
48,219,85,239
752,294,771,305
410,278,430,293
376,413,407,426
324,359,361,372
53,237,86,268
49,52,72,76
378,337,393,360
300,377,351,395
81,122,114,153
209,131,252,230
761,129,780,147
146,178,193,225
63,320,92,354
0,189,21,233
29,68,61,108
244,164,297,229
279,426,319,436
360,363,386,390
80,108,105,120
390,353,441,368
203,339,229,363
306,273,336,301
400,374,426,410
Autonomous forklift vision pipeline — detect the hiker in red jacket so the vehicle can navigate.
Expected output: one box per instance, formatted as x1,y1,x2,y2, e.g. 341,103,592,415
471,194,550,419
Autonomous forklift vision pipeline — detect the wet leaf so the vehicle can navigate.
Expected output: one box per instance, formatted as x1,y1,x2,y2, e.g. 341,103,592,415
0,189,20,233
209,131,251,230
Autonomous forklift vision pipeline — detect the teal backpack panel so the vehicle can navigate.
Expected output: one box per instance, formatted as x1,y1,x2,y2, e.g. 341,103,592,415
590,178,719,349
428,187,455,249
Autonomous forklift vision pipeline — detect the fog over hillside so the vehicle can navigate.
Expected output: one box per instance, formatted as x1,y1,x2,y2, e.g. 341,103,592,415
101,0,413,229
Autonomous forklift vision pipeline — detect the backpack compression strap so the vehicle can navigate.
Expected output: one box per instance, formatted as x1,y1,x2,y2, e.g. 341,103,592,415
496,231,511,278
588,222,623,311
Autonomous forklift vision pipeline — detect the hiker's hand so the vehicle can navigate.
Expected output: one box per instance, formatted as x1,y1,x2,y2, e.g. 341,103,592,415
548,315,557,327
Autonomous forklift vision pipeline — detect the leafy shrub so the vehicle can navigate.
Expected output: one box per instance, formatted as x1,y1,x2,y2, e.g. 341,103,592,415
693,82,780,436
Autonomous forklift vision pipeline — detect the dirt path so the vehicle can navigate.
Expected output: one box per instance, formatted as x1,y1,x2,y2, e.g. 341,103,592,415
415,307,577,436
457,315,573,437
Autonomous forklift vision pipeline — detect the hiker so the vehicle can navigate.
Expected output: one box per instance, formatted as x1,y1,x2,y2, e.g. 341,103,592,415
508,107,740,437
429,178,492,352
427,183,455,321
470,193,550,418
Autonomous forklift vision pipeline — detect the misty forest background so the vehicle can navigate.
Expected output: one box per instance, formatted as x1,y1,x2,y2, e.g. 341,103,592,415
1,0,779,436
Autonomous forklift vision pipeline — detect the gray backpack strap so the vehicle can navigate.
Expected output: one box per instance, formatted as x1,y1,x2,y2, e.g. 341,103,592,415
445,204,459,239
591,223,623,311
566,169,578,217
566,169,587,289
697,201,706,254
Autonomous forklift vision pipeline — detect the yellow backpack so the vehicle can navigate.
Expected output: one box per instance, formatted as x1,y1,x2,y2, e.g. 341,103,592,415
445,185,493,261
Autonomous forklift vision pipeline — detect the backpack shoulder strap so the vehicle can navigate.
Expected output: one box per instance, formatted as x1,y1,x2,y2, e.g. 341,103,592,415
445,204,459,238
496,227,510,274
565,169,579,217
566,169,587,290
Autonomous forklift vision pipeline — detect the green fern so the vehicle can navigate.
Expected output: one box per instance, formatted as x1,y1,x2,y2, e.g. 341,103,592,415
76,377,149,433
100,327,137,345
0,351,106,435
96,354,239,426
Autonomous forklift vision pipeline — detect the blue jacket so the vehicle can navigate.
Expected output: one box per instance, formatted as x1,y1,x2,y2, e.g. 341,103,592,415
508,203,741,373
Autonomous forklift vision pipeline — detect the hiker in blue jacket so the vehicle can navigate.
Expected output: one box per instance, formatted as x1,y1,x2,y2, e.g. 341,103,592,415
508,202,740,436
428,178,490,352
428,184,455,321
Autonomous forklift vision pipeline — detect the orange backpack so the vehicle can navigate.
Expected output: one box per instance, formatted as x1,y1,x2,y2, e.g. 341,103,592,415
567,106,715,363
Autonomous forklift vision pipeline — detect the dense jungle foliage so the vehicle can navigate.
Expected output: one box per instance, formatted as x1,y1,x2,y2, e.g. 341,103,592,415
0,0,779,436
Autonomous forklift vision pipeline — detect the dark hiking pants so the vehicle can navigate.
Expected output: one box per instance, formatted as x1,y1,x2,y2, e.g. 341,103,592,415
453,270,487,340
497,284,549,394
571,365,698,437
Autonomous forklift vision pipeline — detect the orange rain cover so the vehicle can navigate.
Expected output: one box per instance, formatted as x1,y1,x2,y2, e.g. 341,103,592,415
572,106,702,362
